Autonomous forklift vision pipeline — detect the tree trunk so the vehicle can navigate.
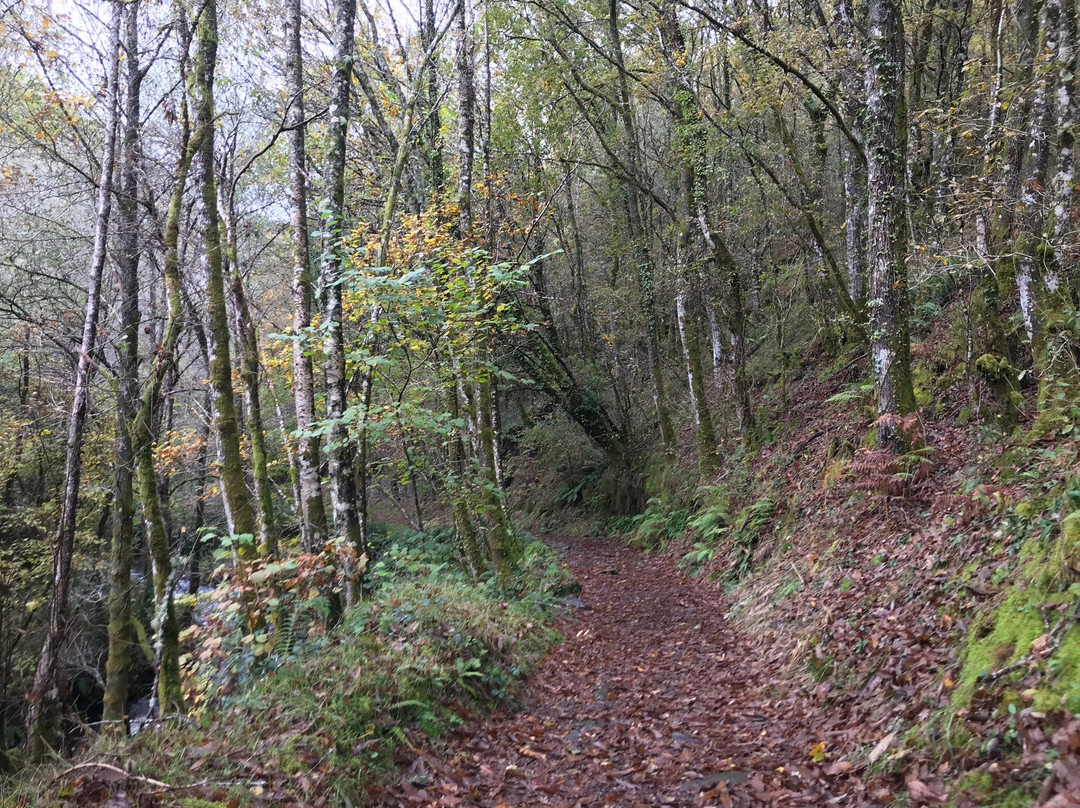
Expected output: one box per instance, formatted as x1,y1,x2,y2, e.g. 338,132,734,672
24,5,121,760
220,182,278,556
103,0,142,732
1021,0,1080,423
866,0,918,448
421,0,445,198
836,0,868,306
658,0,744,451
1050,0,1077,266
320,0,363,589
285,0,328,552
676,288,720,476
456,0,475,238
128,4,195,716
194,0,258,554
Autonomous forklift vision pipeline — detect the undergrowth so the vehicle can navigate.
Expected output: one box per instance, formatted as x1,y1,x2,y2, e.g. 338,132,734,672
3,530,569,807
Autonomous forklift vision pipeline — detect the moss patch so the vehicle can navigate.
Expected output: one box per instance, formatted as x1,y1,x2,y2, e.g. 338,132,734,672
956,515,1080,707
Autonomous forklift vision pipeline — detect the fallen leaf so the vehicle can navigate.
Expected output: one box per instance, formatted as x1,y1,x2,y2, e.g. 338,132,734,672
869,730,898,764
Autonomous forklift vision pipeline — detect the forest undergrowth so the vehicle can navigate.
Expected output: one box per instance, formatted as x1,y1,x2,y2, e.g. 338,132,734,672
0,532,572,807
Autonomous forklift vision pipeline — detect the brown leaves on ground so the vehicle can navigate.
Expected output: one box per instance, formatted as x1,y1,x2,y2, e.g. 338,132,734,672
372,537,881,807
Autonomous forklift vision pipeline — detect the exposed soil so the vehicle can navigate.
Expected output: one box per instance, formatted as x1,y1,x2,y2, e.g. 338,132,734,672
372,536,874,807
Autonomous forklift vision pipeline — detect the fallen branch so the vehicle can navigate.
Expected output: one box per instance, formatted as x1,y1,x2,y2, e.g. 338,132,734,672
51,761,226,792
52,762,171,789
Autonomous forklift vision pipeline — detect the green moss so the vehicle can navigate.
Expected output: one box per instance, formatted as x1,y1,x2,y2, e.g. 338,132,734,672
975,353,1010,379
955,771,992,800
955,585,1050,704
956,513,1080,707
913,363,934,409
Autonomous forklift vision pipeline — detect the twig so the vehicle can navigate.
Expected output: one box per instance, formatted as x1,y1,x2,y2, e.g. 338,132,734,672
53,761,226,793
52,762,171,789
791,427,828,459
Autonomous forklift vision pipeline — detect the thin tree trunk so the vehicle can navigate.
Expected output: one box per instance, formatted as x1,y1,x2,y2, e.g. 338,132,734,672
607,0,675,454
676,288,720,475
320,0,363,596
220,182,278,556
866,0,917,448
24,5,121,760
130,3,195,715
103,0,142,732
1017,0,1055,344
194,0,258,556
1050,0,1077,266
836,0,868,305
658,0,744,449
456,0,475,238
421,0,444,198
285,0,328,552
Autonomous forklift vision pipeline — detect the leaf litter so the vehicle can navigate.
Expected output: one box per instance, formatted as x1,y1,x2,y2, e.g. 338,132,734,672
372,536,877,806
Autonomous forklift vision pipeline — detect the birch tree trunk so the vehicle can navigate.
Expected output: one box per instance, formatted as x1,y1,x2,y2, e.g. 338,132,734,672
1023,0,1080,421
25,5,121,760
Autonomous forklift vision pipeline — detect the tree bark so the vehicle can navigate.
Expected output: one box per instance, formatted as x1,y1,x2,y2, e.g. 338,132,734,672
194,0,258,558
320,0,363,587
456,0,475,238
285,0,328,552
25,4,121,760
866,0,917,448
220,181,278,557
836,0,868,306
103,0,142,732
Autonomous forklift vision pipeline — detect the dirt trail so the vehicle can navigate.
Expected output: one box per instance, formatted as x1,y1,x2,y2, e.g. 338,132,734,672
375,536,869,807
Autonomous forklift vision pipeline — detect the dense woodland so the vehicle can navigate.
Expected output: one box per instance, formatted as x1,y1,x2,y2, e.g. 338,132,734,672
2,0,1080,802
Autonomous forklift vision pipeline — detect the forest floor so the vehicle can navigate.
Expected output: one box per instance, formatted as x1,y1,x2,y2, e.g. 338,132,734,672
371,535,878,807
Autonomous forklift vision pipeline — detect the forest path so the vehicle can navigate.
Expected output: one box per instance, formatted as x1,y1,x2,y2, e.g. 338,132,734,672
374,536,859,807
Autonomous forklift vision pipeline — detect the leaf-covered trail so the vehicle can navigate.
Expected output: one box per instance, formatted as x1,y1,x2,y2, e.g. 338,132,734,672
375,536,867,807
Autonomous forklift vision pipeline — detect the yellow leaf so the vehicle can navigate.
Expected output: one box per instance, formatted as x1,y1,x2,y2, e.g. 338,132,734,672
810,741,827,762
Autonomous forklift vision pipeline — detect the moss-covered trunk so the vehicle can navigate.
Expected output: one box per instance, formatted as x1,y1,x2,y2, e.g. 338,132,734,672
103,0,143,731
194,0,258,552
220,182,278,556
